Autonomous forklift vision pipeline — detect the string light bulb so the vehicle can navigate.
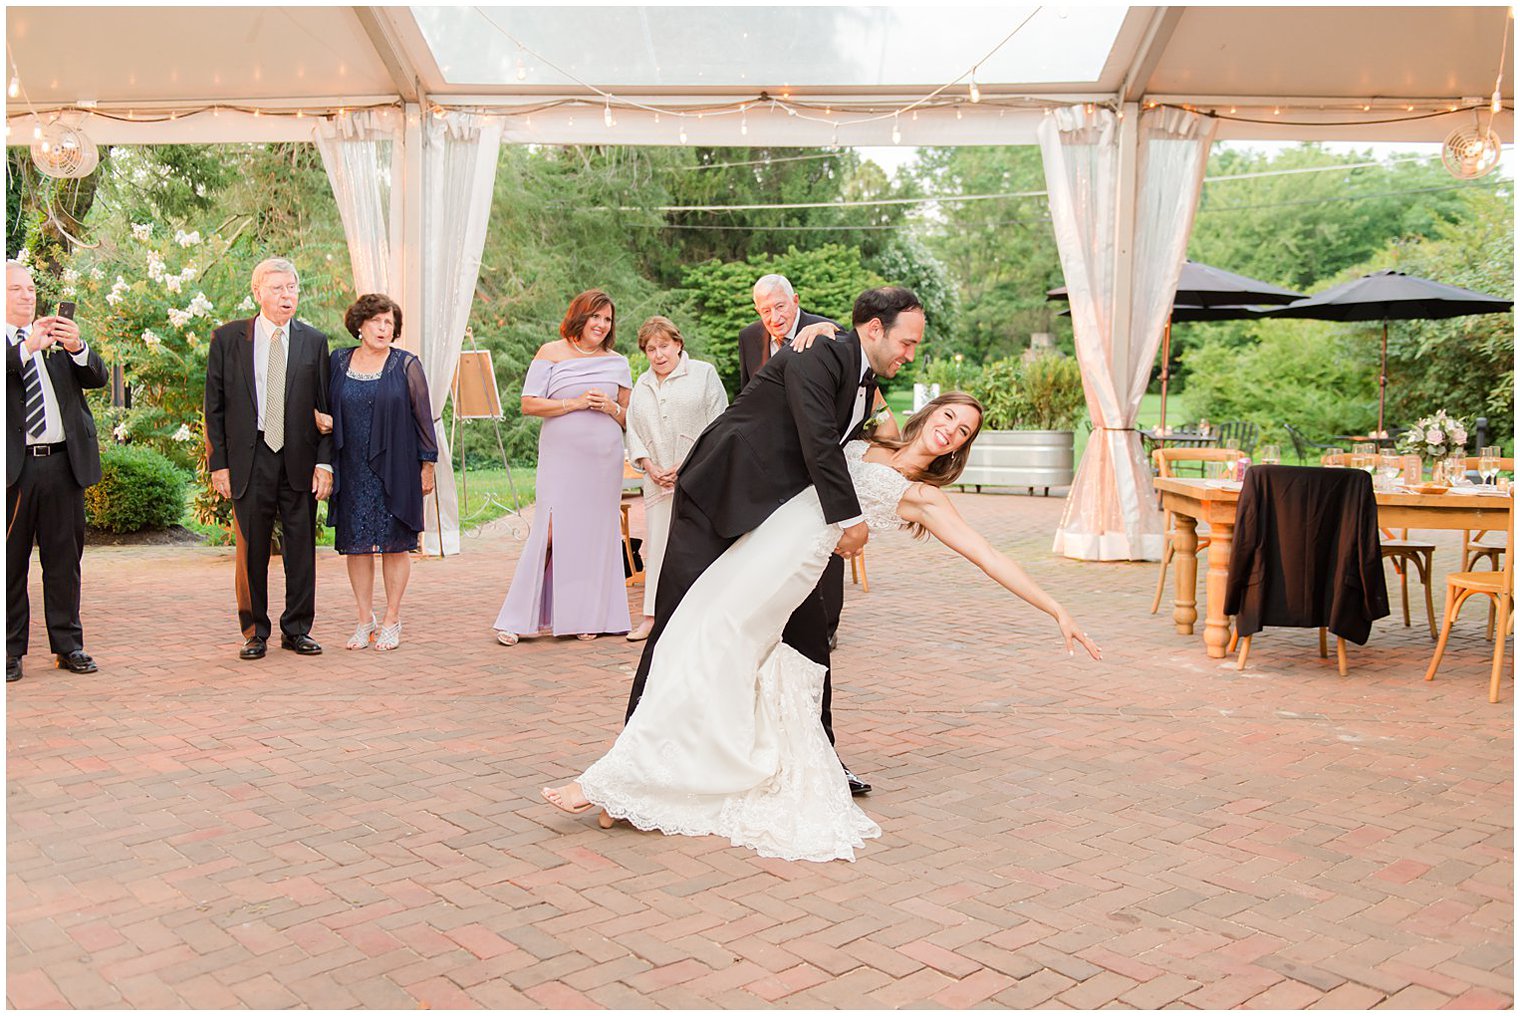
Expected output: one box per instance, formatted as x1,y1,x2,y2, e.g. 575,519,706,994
1493,89,1504,114
604,99,613,127
516,59,527,81
969,67,981,104
891,112,901,144
7,76,17,99
679,123,687,144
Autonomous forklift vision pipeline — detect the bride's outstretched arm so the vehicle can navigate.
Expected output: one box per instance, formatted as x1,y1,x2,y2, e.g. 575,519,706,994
898,485,1102,660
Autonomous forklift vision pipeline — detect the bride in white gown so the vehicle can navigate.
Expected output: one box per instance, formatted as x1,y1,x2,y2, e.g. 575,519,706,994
542,393,1102,862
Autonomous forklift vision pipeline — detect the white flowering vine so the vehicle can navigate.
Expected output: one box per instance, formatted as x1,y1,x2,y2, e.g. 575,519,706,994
130,223,153,242
172,424,193,442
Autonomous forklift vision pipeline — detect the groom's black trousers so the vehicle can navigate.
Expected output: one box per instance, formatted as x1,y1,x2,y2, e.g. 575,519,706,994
625,487,836,745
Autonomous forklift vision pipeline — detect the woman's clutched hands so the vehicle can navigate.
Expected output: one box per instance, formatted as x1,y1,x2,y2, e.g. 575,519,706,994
1056,611,1102,660
585,389,619,416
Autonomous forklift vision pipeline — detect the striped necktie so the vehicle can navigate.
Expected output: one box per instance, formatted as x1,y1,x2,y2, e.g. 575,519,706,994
265,327,286,452
19,329,46,441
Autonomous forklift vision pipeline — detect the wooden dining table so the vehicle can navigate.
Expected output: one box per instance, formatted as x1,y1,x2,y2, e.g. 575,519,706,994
1152,476,1513,659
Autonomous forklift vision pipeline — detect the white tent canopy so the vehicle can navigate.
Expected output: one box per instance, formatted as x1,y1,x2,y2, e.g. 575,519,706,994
10,6,1513,145
8,6,1514,559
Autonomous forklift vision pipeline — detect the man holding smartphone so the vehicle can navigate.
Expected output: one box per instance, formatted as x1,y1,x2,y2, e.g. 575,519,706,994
6,260,108,684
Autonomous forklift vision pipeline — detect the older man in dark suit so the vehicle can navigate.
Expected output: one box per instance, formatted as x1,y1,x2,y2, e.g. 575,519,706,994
204,257,333,660
6,260,108,683
737,273,840,393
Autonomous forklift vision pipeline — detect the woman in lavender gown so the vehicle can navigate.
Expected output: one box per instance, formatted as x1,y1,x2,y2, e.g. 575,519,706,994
493,290,633,644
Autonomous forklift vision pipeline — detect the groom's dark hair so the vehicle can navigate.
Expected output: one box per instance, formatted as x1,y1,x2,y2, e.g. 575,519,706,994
852,286,923,332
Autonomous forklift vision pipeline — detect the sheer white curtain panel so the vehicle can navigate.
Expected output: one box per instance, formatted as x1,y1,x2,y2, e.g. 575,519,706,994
1038,104,1216,561
419,113,503,556
313,109,401,296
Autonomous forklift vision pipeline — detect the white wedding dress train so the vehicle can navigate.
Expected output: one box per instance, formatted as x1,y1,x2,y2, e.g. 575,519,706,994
577,442,911,862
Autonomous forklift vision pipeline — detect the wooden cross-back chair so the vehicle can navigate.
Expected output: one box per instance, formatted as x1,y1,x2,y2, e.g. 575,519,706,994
1426,493,1515,702
1455,456,1514,572
1320,452,1436,638
1149,447,1243,615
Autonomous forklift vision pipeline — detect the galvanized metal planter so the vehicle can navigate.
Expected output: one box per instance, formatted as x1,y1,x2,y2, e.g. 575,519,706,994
956,430,1075,495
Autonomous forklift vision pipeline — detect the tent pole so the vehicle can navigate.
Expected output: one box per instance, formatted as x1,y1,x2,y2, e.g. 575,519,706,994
1378,319,1388,438
1157,316,1173,433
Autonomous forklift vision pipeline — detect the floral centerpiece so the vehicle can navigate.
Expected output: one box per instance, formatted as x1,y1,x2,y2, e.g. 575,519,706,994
1396,409,1469,462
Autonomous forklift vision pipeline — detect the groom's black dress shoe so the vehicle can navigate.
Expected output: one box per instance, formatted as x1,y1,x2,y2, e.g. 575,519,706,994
843,767,871,796
240,637,267,660
7,657,21,683
280,634,323,655
56,651,98,674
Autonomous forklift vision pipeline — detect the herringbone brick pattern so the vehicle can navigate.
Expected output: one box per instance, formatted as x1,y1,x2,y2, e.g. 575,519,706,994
7,492,1512,1008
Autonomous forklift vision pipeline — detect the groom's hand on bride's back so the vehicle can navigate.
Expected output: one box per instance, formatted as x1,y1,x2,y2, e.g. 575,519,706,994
834,521,869,558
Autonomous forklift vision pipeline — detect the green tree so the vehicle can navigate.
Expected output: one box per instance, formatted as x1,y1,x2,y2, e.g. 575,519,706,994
909,145,1066,363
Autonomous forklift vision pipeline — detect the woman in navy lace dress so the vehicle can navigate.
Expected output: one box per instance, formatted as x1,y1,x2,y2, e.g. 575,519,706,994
323,294,438,651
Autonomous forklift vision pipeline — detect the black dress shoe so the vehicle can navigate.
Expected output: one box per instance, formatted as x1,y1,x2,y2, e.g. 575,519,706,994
240,637,267,660
55,650,98,674
843,767,872,796
6,657,20,683
280,634,323,655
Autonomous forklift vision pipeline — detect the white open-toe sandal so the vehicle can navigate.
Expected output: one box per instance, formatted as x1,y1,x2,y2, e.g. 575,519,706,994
495,630,519,646
374,621,401,651
346,614,378,650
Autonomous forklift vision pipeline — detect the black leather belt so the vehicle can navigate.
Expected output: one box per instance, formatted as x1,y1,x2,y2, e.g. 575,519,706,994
27,442,65,457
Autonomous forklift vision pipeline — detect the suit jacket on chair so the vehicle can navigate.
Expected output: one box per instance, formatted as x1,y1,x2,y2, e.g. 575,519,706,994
737,310,838,393
1224,464,1390,645
204,317,332,499
5,339,108,488
677,330,877,539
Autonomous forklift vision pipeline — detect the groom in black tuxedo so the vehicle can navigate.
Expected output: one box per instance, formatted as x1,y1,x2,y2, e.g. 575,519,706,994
204,257,332,660
627,286,926,795
738,274,848,650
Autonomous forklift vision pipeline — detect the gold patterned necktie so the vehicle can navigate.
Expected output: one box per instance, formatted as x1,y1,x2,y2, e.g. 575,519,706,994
265,327,286,452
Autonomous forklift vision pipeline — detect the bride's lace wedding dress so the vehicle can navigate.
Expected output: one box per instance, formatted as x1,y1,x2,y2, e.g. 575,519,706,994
577,441,911,862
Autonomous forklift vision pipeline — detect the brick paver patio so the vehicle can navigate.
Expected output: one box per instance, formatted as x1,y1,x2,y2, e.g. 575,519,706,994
7,490,1512,1009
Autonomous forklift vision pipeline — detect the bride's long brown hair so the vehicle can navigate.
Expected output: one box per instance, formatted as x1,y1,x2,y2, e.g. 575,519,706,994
867,389,984,501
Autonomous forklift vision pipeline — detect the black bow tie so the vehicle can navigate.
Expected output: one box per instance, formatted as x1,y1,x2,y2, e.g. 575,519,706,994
859,369,875,388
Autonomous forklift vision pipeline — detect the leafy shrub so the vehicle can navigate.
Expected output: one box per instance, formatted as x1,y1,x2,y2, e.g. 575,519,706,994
85,445,188,533
966,358,1029,430
1018,354,1087,430
1183,322,1378,447
964,354,1086,431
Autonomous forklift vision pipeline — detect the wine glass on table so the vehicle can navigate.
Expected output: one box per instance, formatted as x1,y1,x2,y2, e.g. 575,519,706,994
1259,444,1281,465
1479,446,1501,487
1378,453,1402,492
1444,454,1470,487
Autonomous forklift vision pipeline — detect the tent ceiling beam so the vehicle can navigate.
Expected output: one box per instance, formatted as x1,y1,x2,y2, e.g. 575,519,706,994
352,6,421,103
1120,7,1184,104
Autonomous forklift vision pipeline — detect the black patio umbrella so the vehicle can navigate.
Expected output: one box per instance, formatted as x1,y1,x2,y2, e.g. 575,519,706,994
1047,260,1305,431
1260,269,1514,437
